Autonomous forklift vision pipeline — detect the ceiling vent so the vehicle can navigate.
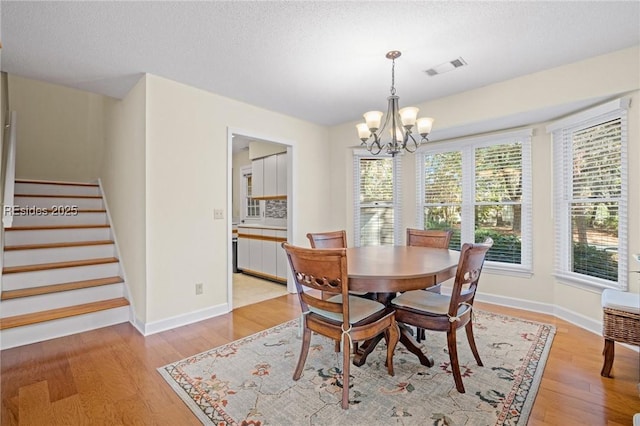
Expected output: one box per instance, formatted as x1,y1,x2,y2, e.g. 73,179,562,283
425,57,467,76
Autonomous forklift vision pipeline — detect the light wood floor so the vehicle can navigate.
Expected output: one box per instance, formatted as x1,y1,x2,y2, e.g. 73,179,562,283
232,273,288,308
1,296,638,425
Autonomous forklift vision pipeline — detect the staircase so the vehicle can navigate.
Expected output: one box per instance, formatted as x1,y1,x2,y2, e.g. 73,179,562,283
0,179,130,349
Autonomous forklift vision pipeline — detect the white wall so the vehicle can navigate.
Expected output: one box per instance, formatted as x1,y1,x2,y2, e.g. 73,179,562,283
8,75,105,182
144,74,330,323
101,76,148,324
328,46,640,325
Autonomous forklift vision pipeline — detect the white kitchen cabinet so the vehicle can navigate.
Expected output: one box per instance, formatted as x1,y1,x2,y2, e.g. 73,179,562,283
248,228,263,273
237,226,287,283
276,153,287,197
237,231,249,271
251,158,264,198
251,152,287,199
263,155,278,197
276,230,288,280
262,229,278,278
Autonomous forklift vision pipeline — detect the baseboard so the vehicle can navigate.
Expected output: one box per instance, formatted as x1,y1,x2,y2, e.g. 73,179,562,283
141,303,229,336
467,290,639,353
442,287,601,334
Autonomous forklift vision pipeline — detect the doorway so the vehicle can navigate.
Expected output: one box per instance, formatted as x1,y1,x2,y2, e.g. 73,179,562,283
227,129,293,310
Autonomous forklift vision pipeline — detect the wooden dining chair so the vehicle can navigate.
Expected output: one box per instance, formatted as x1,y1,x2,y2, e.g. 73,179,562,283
406,228,454,342
282,243,400,409
307,230,369,298
306,230,347,249
406,228,453,250
391,238,493,393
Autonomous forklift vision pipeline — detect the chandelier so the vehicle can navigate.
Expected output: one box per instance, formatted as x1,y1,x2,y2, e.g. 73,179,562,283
356,50,434,156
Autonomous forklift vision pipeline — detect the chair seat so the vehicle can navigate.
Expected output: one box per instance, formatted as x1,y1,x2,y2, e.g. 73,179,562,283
391,290,469,317
310,294,386,324
601,289,640,314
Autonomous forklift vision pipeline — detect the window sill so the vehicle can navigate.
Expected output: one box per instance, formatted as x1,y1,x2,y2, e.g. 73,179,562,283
553,272,626,293
483,264,533,278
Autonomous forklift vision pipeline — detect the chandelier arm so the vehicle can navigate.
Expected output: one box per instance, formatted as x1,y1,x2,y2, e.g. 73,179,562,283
404,133,420,153
379,99,394,136
369,139,383,155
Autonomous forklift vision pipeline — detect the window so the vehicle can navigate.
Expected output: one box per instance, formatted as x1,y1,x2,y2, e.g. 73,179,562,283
241,166,262,220
548,98,629,290
353,151,402,246
417,129,532,273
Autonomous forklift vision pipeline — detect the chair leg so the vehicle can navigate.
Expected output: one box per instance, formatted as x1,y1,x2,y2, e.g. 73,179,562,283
293,327,312,380
447,327,465,393
341,332,351,409
601,338,615,377
416,285,441,344
385,320,400,377
465,320,483,366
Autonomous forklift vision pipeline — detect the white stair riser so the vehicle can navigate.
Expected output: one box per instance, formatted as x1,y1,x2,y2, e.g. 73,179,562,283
15,182,101,197
5,227,111,245
3,244,117,267
1,283,124,317
10,212,108,227
0,306,130,350
12,196,103,210
2,263,121,290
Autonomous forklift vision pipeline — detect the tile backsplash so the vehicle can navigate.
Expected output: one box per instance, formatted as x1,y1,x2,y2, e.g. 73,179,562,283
265,199,287,219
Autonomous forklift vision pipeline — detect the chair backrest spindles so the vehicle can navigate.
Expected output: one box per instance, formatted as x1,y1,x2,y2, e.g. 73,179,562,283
282,242,349,321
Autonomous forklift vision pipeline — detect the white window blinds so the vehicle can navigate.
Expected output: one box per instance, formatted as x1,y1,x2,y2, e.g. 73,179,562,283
417,129,532,273
353,151,402,246
422,151,463,249
548,98,629,290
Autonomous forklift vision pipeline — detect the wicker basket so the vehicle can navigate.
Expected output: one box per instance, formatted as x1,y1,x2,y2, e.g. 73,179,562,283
603,307,640,346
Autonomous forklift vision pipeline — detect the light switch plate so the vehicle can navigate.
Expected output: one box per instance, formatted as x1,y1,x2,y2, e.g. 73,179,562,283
214,209,224,220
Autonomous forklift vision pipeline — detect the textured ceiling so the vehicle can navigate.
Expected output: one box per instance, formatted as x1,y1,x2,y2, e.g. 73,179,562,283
1,1,639,127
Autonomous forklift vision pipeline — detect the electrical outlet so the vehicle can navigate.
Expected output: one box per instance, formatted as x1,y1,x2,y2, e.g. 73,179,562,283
195,282,203,295
214,209,224,220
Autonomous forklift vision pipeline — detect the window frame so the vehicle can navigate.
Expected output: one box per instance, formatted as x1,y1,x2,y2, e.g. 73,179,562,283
240,165,263,222
353,149,402,247
416,129,533,276
547,97,629,291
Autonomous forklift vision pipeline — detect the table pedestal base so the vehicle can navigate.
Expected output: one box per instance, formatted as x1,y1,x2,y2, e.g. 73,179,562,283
352,323,434,368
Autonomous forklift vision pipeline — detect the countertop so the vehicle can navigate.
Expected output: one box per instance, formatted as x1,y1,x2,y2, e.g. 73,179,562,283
237,223,287,231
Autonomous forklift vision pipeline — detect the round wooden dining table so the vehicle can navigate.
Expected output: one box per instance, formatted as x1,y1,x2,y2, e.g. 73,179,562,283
345,245,460,367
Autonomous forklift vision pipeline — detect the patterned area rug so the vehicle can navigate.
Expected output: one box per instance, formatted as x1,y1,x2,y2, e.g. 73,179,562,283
159,311,555,425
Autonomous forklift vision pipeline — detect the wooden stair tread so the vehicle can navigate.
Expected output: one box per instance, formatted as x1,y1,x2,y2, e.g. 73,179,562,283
1,277,124,300
14,193,102,199
15,179,99,187
5,224,110,231
0,298,129,330
5,240,115,251
3,257,119,274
